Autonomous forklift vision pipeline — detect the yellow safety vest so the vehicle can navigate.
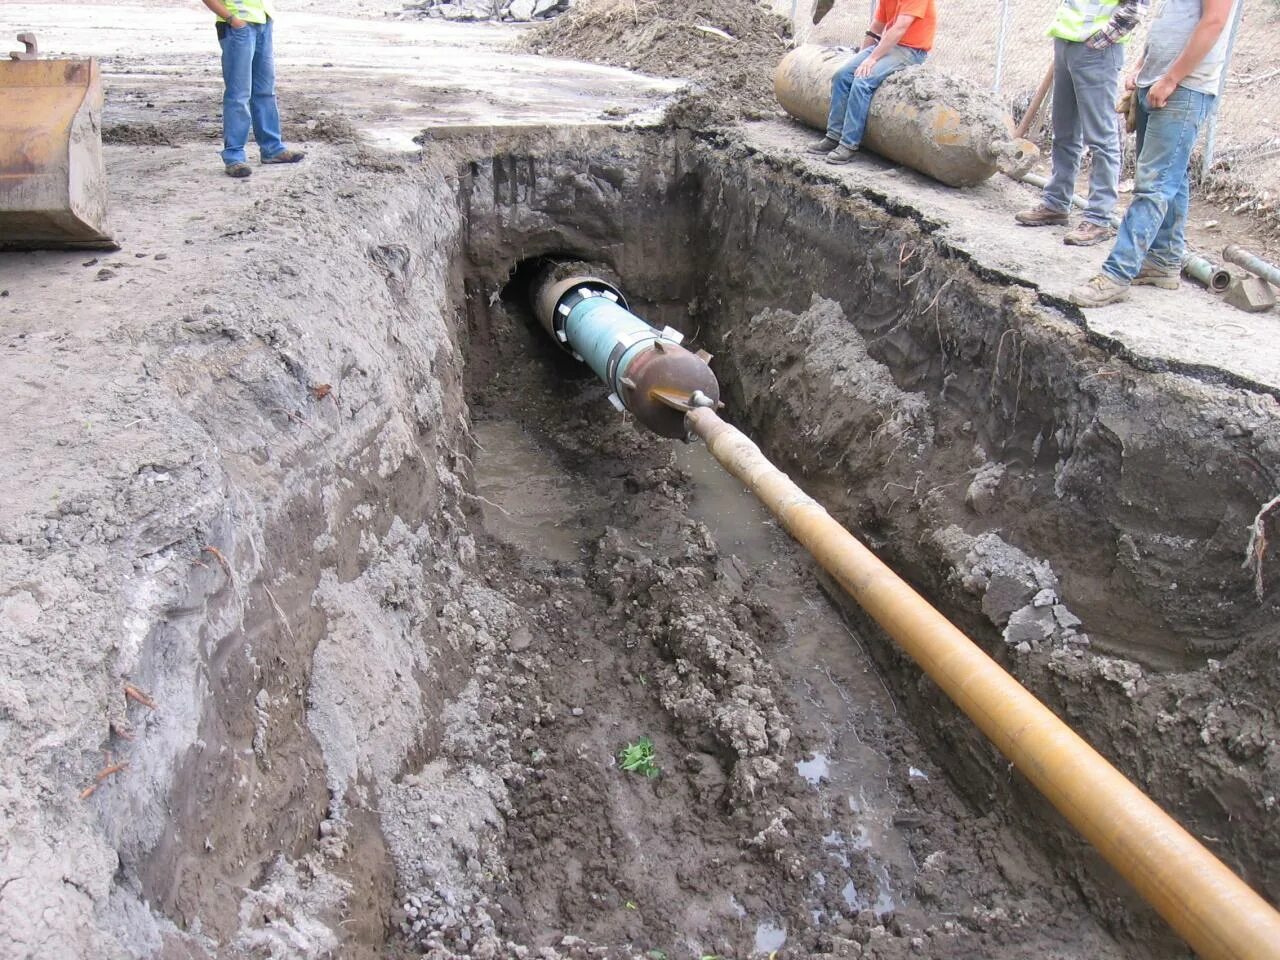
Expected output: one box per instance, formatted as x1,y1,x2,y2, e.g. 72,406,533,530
219,0,274,24
1048,0,1121,42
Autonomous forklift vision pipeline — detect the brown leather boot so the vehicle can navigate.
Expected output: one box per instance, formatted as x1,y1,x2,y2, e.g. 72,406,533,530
1015,205,1069,226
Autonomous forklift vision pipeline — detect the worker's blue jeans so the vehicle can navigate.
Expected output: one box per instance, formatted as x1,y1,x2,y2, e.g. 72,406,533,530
1044,38,1124,227
1102,85,1214,283
218,18,286,165
826,45,928,149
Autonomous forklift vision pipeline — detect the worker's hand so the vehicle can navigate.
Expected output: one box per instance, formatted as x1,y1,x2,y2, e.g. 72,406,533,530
227,15,247,28
1124,72,1138,92
1146,74,1177,109
854,55,880,79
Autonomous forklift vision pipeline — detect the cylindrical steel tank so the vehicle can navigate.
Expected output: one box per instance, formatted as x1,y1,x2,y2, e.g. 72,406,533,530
775,45,1038,188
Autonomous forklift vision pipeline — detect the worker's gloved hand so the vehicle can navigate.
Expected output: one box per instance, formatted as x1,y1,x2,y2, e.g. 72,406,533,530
1115,90,1138,132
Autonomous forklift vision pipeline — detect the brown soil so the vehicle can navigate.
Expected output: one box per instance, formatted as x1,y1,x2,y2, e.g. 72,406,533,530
5,3,1280,958
522,0,792,123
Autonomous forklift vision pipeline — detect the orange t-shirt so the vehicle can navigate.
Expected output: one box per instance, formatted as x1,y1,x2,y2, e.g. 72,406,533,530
874,0,937,51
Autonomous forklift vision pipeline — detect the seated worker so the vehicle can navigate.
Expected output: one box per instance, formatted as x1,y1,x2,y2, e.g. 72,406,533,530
807,0,938,165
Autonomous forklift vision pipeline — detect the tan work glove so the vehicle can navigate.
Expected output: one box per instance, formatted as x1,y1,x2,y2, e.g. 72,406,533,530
1116,89,1138,133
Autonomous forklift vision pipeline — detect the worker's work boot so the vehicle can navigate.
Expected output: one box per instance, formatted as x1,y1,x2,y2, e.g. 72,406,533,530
1064,221,1114,246
261,149,306,165
1069,273,1130,308
1133,262,1181,289
825,145,858,165
225,162,252,179
806,136,839,154
1015,204,1069,227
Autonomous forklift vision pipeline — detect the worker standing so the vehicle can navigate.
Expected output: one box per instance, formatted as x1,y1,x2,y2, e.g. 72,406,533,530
806,0,937,165
200,0,305,178
1015,0,1147,246
1071,0,1237,306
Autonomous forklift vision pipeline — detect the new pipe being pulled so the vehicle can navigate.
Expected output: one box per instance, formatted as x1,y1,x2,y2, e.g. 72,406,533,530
685,407,1280,960
529,270,1280,958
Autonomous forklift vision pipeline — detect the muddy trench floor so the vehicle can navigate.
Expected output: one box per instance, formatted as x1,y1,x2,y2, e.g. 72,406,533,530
384,293,1130,960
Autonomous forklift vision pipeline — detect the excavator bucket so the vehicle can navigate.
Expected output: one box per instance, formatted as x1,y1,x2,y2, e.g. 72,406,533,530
1,35,116,250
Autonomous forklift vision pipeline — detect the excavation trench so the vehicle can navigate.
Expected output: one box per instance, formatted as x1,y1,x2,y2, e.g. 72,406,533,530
104,129,1280,959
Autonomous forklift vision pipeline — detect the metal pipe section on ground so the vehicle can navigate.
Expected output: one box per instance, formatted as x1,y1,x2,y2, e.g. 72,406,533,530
530,263,720,439
1015,171,1122,228
775,46,1038,187
685,405,1280,960
1182,253,1232,293
1011,179,1235,294
1223,244,1280,288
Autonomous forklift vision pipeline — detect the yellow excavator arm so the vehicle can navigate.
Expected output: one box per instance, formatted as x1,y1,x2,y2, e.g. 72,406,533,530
1,33,116,250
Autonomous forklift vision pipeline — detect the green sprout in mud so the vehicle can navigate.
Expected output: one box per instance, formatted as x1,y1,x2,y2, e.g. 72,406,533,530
618,737,660,779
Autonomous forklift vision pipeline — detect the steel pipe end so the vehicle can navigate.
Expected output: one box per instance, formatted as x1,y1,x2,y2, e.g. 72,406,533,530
531,266,627,354
992,137,1039,178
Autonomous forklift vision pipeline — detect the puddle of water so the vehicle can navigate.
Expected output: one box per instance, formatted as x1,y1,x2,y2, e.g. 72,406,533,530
795,751,831,786
754,919,787,954
472,421,600,562
841,879,859,910
673,440,914,927
671,442,781,561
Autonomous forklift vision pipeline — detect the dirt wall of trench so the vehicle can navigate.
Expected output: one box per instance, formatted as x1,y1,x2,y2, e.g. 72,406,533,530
0,148,489,957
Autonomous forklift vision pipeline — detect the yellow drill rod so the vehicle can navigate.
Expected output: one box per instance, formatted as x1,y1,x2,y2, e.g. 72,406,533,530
686,406,1280,960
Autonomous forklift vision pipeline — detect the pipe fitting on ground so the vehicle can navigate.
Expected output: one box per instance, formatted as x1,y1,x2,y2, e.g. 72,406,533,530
1181,253,1232,293
1223,244,1280,289
530,262,720,439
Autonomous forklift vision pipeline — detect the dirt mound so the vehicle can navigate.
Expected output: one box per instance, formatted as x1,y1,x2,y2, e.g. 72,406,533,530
522,0,791,122
102,121,216,146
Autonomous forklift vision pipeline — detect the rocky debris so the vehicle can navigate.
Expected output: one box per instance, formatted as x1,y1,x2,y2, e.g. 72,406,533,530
402,0,571,22
232,855,352,958
590,522,793,803
964,459,1005,516
933,526,1091,652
